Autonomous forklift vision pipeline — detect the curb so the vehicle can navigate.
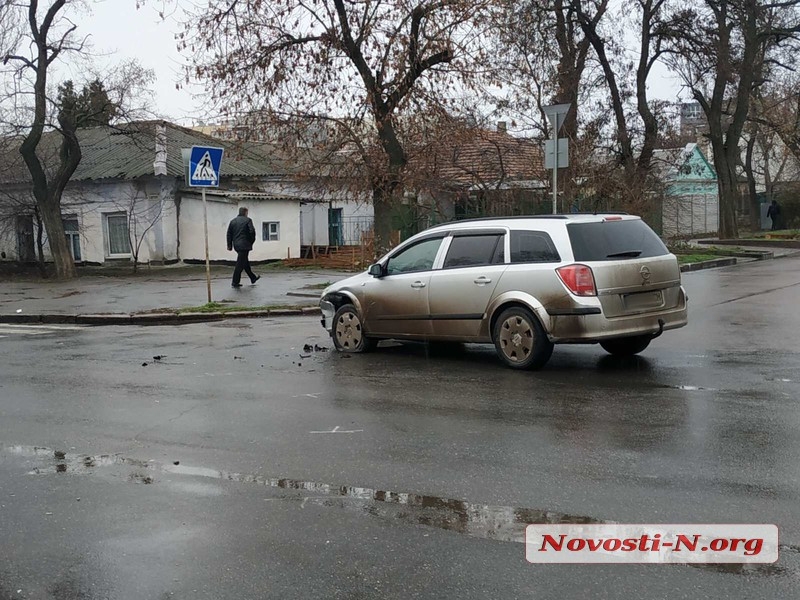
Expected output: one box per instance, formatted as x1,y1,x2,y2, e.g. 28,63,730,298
680,257,737,272
697,239,800,250
0,307,321,326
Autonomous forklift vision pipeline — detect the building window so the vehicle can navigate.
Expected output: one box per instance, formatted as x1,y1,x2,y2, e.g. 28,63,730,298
104,213,131,256
263,221,280,241
62,217,81,262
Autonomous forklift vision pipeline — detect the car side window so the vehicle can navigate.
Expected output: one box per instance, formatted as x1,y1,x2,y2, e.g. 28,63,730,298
385,237,443,275
510,230,560,263
443,234,503,269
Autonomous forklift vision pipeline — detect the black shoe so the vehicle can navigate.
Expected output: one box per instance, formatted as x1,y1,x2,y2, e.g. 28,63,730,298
232,283,242,288
251,275,261,285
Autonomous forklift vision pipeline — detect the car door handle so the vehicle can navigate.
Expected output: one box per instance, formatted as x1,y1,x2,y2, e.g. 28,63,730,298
474,277,492,285
411,281,426,289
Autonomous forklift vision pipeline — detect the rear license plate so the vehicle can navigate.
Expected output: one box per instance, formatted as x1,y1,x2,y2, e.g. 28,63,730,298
623,290,664,310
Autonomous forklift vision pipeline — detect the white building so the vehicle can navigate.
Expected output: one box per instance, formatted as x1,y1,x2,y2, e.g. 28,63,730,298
0,121,373,266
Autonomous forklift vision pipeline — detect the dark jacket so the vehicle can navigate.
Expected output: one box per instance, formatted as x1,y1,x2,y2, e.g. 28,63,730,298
767,203,780,218
227,215,256,252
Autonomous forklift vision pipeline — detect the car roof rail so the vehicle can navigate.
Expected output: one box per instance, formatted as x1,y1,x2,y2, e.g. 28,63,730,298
436,215,570,226
587,211,630,215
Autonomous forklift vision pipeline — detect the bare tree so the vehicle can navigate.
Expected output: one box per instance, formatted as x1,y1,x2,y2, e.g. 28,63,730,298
569,0,672,176
115,185,164,272
0,1,155,278
161,0,495,253
493,1,605,207
1,0,89,278
664,0,800,239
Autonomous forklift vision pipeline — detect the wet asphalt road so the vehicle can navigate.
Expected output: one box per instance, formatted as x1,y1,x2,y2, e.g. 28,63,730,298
1,256,799,599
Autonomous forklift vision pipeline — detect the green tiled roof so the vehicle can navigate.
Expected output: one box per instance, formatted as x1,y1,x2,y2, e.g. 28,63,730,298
1,120,288,184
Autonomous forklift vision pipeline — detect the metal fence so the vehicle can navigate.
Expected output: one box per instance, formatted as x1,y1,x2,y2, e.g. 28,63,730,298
340,216,374,246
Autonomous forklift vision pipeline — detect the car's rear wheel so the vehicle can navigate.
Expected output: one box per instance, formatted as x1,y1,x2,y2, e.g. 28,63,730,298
332,304,375,353
599,335,651,356
493,307,553,370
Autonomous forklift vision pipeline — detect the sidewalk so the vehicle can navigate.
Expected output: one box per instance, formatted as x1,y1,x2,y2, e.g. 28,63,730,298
690,238,800,258
0,264,351,324
2,248,799,326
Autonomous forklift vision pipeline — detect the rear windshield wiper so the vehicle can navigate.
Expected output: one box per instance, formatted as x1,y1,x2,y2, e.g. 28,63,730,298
606,251,642,258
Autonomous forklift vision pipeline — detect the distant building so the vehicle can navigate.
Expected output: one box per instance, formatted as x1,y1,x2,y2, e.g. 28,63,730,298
680,102,707,141
653,143,718,238
0,121,371,265
410,122,548,232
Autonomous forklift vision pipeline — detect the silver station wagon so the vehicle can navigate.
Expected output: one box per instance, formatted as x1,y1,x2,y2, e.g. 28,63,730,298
319,215,688,369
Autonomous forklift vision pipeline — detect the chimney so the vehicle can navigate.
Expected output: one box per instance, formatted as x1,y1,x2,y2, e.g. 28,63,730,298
497,121,507,134
154,123,168,176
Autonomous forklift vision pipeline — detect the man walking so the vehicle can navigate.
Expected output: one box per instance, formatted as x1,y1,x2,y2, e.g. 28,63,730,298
767,199,781,231
226,207,260,288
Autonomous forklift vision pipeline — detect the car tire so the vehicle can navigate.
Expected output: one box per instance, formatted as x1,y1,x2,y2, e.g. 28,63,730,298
332,304,375,353
599,335,651,356
493,307,553,370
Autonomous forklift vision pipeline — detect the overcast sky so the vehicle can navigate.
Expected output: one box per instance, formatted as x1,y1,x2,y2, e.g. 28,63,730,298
68,2,685,128
74,2,199,125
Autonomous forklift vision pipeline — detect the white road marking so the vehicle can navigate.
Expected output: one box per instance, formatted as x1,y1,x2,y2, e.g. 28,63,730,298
310,425,364,434
0,324,85,336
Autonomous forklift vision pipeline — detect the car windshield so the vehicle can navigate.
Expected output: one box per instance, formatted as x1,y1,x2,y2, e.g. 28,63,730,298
568,220,668,261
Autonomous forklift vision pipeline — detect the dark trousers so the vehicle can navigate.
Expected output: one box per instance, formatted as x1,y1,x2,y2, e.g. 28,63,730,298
233,250,256,285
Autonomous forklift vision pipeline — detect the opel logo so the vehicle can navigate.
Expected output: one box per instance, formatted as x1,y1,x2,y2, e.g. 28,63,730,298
640,265,651,284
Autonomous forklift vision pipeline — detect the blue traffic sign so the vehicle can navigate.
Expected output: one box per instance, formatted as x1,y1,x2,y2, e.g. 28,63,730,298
189,146,224,187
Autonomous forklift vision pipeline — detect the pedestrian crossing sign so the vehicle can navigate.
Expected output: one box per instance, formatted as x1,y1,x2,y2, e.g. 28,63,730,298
189,146,224,187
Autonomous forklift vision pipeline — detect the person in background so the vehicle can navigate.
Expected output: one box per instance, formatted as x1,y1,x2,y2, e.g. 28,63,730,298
767,199,781,231
226,206,260,288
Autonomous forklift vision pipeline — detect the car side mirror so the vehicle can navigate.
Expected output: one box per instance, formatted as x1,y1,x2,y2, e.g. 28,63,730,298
368,263,384,278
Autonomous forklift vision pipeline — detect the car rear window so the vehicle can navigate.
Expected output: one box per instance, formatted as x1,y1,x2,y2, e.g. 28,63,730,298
510,230,560,263
568,220,668,261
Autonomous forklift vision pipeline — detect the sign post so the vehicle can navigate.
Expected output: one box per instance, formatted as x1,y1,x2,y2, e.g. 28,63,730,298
186,146,224,304
542,104,571,214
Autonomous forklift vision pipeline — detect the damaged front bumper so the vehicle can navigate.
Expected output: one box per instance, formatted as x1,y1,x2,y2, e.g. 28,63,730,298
320,299,336,334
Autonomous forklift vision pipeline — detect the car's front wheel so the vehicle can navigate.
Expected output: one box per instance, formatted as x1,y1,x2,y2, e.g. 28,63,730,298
332,304,375,353
599,335,651,356
493,307,553,370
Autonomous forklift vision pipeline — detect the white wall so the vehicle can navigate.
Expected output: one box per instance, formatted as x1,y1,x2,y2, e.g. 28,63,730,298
179,196,301,261
662,193,719,238
261,178,374,247
300,202,329,245
299,198,376,247
0,178,179,265
0,225,16,261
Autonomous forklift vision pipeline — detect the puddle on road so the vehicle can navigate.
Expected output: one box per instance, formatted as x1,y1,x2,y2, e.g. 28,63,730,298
654,384,718,392
7,444,597,544
1,444,791,577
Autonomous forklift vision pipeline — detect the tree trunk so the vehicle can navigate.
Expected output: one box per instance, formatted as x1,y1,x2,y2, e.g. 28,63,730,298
15,0,79,281
371,110,406,254
371,184,394,259
744,134,761,233
38,195,76,279
34,206,46,278
717,165,740,239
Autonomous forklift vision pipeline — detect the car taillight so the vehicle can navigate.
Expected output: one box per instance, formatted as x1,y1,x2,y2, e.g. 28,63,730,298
557,264,597,296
